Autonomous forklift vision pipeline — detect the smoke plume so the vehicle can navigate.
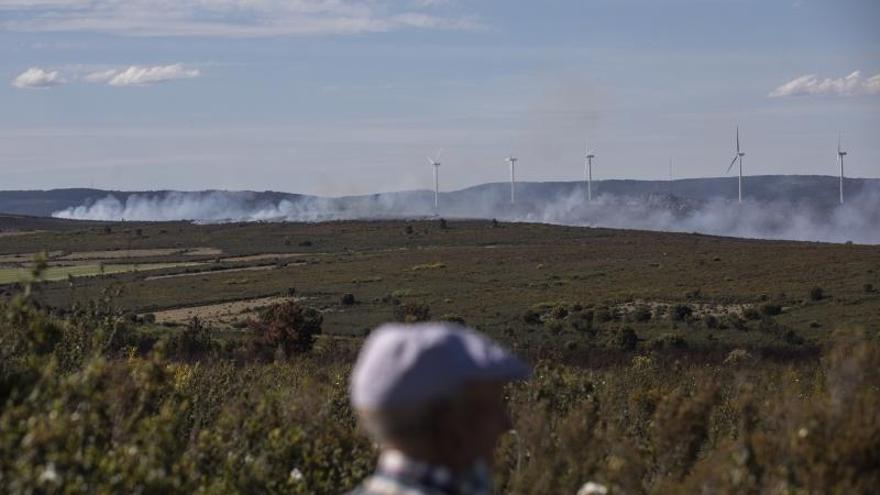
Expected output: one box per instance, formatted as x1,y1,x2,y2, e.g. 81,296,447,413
52,186,880,244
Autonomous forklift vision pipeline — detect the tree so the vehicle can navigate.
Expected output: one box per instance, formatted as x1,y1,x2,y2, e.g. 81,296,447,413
249,301,323,357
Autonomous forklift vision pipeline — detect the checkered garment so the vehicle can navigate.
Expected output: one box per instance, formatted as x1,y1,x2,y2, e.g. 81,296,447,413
348,450,492,495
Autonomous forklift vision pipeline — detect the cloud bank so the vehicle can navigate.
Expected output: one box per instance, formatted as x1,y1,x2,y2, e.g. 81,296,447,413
11,67,65,89
769,71,880,98
84,64,200,86
52,188,880,245
0,0,483,37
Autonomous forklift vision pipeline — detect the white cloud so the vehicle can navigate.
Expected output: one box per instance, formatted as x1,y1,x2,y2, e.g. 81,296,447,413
0,0,483,37
769,71,880,98
11,67,65,89
84,64,200,86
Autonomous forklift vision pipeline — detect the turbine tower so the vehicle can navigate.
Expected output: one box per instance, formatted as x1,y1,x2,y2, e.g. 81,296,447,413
726,126,746,203
426,149,442,209
505,156,518,204
585,144,595,202
837,133,847,205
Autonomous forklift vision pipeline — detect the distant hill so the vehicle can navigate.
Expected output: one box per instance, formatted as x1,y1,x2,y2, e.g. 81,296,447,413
2,175,877,218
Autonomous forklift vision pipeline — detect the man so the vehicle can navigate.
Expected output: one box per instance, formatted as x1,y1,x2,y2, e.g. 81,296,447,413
349,322,530,495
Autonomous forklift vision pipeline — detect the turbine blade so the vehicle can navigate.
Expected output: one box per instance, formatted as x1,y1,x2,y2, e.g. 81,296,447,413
726,155,738,173
736,126,740,153
426,156,435,165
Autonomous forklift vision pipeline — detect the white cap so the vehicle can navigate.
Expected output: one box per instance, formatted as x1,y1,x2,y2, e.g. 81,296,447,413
351,322,530,410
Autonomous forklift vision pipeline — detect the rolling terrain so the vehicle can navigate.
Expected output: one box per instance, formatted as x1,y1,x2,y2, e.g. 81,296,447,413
2,215,878,359
2,215,879,493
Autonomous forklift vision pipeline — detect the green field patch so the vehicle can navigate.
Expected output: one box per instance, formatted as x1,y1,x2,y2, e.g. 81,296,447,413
0,262,201,284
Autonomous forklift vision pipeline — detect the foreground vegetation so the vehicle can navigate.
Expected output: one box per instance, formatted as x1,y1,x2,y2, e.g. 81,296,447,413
1,281,878,494
1,218,879,493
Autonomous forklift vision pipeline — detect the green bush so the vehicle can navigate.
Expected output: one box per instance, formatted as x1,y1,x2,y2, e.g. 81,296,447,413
743,307,762,321
614,327,639,351
760,303,783,316
670,304,693,321
630,306,652,322
249,301,323,358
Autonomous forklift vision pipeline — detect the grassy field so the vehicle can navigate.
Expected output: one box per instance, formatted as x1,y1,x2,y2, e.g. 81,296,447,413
0,262,199,284
1,216,879,494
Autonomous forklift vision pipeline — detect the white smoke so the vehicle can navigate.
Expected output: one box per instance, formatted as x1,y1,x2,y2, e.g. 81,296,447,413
52,187,880,244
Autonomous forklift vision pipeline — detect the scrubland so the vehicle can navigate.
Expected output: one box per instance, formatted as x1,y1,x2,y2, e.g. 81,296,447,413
1,218,878,494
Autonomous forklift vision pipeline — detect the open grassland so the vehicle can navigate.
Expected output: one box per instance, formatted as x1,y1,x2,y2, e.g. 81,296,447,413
1,216,879,494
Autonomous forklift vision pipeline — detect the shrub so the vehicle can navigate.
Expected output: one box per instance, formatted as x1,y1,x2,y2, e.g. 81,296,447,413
760,303,783,316
595,307,615,323
393,302,431,323
340,293,356,305
809,286,825,301
549,304,569,320
651,333,688,350
249,301,323,357
670,304,693,321
865,283,875,293
783,329,804,345
438,218,448,229
544,319,565,334
615,327,639,351
704,314,719,329
723,348,753,365
167,317,215,360
743,307,762,321
523,308,542,325
631,306,652,322
571,310,595,334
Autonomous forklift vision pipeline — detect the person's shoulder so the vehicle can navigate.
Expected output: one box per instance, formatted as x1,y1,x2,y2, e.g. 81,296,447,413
345,475,436,495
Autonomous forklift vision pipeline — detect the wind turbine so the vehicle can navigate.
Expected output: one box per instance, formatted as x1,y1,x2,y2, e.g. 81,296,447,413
726,126,745,203
505,156,518,204
585,144,595,202
837,133,847,205
426,149,442,209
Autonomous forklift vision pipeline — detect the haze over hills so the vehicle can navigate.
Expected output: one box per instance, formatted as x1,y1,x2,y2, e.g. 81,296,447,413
1,175,879,244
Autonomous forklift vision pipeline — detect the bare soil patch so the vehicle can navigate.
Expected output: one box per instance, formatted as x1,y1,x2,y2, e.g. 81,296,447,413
221,253,309,263
183,247,224,256
59,248,184,260
0,251,64,264
145,265,276,281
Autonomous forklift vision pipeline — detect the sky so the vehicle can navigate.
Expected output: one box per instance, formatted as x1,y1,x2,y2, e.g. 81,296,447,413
1,0,879,196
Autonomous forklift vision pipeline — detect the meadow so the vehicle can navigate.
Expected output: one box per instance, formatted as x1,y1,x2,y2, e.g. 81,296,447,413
1,216,878,493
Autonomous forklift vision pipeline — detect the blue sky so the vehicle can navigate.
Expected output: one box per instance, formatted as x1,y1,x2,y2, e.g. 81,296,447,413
1,0,878,195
